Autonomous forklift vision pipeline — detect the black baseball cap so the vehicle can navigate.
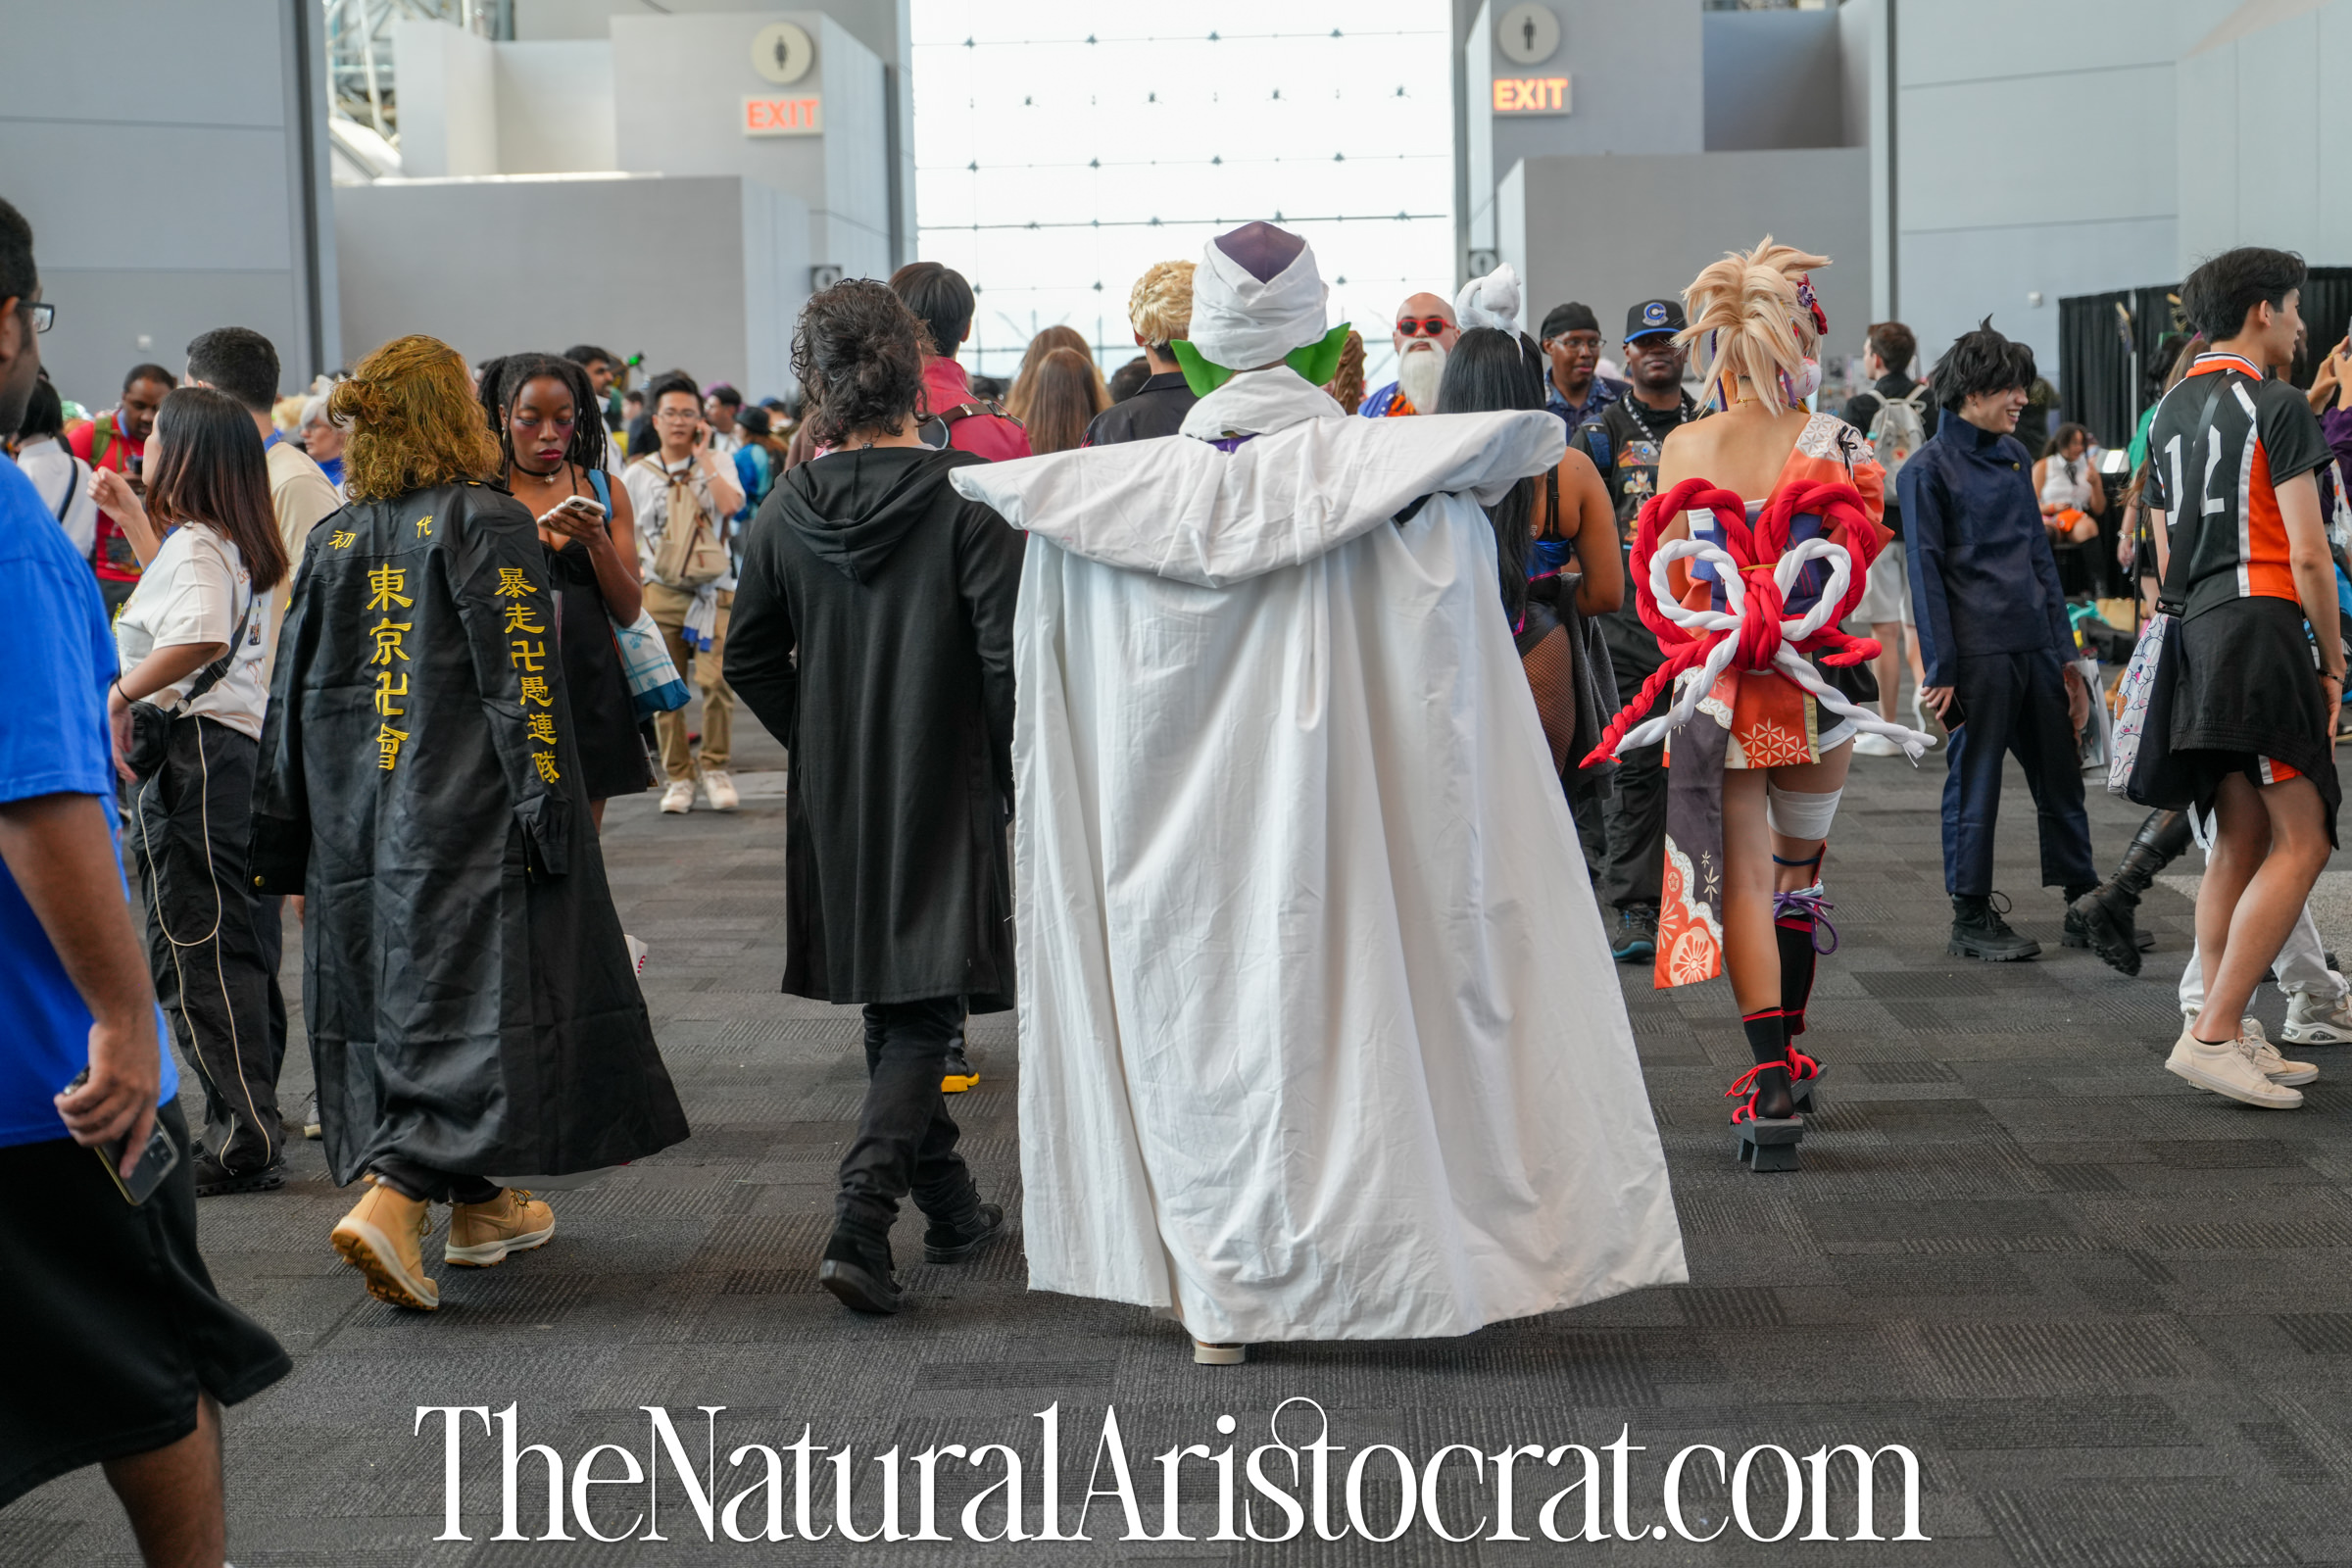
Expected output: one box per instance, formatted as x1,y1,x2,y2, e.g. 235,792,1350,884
1626,299,1686,341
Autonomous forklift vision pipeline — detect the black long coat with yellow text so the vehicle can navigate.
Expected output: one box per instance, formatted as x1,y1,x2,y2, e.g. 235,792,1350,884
252,481,688,1184
725,446,1024,1011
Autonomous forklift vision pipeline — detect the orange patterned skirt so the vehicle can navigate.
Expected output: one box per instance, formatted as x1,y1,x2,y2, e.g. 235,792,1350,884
1652,666,1828,988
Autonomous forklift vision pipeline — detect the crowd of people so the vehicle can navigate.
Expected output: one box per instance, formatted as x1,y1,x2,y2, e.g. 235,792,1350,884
7,175,2350,1560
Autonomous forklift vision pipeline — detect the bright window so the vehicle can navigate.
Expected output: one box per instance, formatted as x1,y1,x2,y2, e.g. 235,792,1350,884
911,1,1455,387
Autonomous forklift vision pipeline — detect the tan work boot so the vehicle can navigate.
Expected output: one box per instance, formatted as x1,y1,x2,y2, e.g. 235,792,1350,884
331,1180,439,1310
445,1189,556,1268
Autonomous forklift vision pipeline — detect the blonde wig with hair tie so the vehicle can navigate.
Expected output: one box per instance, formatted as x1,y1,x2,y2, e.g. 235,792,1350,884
1677,236,1831,413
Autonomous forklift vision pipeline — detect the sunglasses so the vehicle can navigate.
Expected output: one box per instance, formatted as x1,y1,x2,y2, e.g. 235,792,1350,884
1396,317,1450,338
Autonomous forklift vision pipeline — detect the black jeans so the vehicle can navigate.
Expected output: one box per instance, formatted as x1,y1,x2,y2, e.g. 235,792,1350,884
370,1156,500,1206
836,996,978,1242
132,717,282,1172
1598,734,1668,912
1940,650,2098,898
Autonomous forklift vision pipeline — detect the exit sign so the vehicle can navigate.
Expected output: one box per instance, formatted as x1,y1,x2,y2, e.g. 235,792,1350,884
1493,75,1570,116
743,95,822,135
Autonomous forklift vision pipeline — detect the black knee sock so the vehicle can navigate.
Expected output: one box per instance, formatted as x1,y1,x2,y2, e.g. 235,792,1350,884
1741,1008,1788,1066
1775,918,1817,1037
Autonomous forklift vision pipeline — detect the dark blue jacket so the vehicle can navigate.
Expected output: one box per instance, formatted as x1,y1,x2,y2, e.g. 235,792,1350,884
1899,413,2073,687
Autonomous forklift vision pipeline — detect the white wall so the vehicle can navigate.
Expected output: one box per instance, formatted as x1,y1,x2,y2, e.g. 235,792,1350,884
517,0,912,263
0,0,337,403
335,174,808,397
1498,148,1872,364
1889,0,2240,379
2177,0,2352,271
609,9,890,279
497,40,618,173
1465,0,1703,257
392,18,499,177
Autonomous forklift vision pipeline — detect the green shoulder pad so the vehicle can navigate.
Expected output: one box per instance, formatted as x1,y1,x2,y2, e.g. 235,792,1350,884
1169,339,1231,398
1284,323,1353,389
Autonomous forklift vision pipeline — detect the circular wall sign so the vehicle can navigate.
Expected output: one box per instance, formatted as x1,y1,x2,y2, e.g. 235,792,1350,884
1495,3,1559,67
751,22,814,84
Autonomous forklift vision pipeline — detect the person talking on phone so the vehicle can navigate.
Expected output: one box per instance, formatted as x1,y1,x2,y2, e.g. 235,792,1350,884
622,370,745,813
1901,319,2098,963
481,353,651,826
0,193,289,1568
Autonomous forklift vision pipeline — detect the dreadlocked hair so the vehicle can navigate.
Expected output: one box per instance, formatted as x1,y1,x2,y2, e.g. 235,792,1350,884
480,351,610,477
334,334,501,502
1679,236,1830,413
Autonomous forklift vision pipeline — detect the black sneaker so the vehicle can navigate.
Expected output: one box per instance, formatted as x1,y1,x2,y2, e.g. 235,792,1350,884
817,1231,903,1314
1950,893,2039,962
191,1150,287,1198
1611,906,1658,965
940,1043,978,1094
924,1201,1004,1264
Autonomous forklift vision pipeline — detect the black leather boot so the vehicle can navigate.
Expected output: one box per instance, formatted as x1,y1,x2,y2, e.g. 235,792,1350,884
1950,893,2039,961
2064,810,2188,977
818,1229,903,1314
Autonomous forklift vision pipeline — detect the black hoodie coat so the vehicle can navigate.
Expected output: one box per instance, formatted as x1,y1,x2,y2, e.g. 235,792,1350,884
725,445,1026,1010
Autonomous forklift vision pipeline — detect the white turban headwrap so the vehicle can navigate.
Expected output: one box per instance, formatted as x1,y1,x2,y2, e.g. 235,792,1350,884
1184,228,1330,370
1455,262,1523,334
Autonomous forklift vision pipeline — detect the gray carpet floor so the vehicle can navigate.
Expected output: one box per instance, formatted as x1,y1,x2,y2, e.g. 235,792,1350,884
9,715,2352,1566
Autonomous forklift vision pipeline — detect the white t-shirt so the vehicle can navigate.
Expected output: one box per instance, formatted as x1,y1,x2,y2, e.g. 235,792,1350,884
16,437,98,559
113,523,270,741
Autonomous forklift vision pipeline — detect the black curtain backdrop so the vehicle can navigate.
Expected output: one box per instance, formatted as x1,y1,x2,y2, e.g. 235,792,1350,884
2060,268,2352,450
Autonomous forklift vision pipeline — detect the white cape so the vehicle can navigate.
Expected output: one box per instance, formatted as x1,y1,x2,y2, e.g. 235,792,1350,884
952,369,1687,1343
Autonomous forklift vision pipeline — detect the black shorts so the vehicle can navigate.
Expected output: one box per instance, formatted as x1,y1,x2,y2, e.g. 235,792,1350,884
0,1102,290,1507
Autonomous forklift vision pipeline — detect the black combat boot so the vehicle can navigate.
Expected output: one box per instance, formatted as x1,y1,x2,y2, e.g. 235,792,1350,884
1949,893,2039,961
2063,809,2188,977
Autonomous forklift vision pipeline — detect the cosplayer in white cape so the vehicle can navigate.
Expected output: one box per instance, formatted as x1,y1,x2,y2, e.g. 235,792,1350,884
951,226,1687,1354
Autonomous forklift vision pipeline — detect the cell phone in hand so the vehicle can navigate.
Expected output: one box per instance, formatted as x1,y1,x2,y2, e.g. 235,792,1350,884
1941,693,1967,729
61,1069,178,1204
555,495,608,523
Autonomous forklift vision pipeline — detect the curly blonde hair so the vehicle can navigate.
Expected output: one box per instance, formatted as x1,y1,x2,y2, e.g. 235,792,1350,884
333,334,501,502
1679,236,1830,412
1128,259,1196,352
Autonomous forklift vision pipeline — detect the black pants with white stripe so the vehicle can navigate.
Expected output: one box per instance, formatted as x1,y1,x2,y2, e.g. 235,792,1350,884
133,715,283,1173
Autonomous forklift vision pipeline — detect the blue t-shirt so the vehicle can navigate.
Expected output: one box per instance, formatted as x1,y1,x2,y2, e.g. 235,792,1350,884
0,452,176,1148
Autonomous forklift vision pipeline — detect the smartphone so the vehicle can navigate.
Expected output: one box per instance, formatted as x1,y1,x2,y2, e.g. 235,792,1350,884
553,495,608,523
61,1069,180,1204
1941,693,1967,730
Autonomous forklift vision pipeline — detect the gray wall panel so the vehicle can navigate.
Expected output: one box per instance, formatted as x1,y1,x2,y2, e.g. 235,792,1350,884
1500,148,1871,379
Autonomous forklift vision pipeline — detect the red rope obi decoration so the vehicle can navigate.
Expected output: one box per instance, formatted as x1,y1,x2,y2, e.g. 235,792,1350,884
1581,475,1887,770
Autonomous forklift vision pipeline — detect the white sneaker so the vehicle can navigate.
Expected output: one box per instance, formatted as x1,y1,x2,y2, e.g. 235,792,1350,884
1852,732,1900,758
2183,1009,2315,1085
660,780,696,814
702,768,740,811
2166,1022,2305,1108
2282,985,2352,1045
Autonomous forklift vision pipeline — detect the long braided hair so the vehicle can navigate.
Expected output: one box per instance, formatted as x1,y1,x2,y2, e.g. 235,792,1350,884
479,351,610,478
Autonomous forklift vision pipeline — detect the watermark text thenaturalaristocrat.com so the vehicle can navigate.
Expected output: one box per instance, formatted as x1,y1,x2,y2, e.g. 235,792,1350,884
417,1399,1929,1547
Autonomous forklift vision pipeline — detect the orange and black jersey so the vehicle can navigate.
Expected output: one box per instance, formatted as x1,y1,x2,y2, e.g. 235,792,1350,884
2143,352,2330,621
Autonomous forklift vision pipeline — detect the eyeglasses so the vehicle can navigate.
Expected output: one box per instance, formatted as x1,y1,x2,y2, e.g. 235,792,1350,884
654,409,701,420
1396,316,1450,338
20,301,52,334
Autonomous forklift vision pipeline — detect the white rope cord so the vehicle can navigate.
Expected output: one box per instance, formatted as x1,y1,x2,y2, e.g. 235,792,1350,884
1618,527,1936,761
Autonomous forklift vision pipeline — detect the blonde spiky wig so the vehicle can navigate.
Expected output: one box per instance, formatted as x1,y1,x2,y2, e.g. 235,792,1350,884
1129,259,1196,351
1678,236,1831,412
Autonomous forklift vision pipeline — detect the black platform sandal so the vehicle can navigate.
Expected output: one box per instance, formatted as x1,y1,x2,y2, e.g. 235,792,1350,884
1729,1061,1804,1172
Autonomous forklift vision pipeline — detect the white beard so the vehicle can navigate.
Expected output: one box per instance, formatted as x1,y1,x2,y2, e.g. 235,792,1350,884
1396,343,1447,412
